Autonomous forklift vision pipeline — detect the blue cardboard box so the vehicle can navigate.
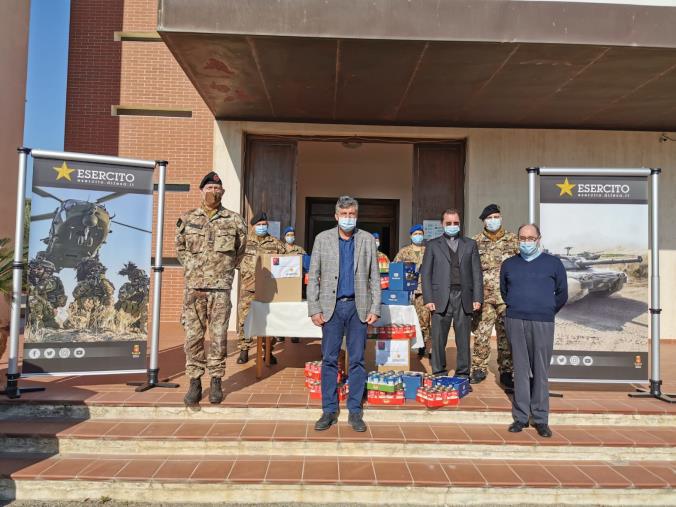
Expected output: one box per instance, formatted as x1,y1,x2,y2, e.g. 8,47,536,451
381,289,413,306
402,372,423,400
432,376,471,398
302,254,311,273
389,262,418,291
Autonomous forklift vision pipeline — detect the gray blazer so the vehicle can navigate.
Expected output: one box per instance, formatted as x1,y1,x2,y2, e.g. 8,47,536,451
307,227,381,322
421,235,483,314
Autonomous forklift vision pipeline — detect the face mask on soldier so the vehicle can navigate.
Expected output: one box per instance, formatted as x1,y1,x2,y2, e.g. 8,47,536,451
285,234,295,245
204,190,222,208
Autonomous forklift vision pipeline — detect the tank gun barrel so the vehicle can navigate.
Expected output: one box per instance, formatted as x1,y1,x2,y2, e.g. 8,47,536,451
578,256,642,267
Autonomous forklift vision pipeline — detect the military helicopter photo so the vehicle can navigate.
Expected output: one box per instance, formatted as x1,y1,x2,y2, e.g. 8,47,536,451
30,187,151,271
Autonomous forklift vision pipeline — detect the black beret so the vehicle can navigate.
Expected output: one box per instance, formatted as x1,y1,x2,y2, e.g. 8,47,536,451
479,203,501,221
199,171,222,189
250,211,268,225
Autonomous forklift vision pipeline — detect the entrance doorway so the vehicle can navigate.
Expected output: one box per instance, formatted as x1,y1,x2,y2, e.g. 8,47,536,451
305,197,400,258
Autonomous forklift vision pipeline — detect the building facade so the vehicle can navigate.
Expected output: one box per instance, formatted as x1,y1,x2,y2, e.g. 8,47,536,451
65,0,676,338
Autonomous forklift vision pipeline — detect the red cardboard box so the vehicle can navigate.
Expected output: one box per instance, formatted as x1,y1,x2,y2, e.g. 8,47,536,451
367,389,405,405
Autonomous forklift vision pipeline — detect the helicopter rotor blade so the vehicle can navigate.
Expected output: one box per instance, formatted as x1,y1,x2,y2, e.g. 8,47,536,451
30,212,57,222
110,220,151,234
96,192,126,204
33,187,64,203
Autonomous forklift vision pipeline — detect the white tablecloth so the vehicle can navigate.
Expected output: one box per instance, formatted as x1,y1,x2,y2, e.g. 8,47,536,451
244,301,423,349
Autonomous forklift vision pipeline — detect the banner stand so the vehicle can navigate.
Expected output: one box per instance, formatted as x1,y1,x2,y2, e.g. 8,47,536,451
127,161,179,392
528,166,674,404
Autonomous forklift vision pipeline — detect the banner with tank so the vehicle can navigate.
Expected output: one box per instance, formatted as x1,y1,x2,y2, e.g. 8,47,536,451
23,156,154,375
540,175,649,382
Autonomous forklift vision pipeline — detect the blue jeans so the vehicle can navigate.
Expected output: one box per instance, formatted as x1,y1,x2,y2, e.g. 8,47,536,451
321,299,367,414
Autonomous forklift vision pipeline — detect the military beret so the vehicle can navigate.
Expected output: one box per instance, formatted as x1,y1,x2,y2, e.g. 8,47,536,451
479,203,501,221
250,211,268,225
283,226,295,235
372,232,380,239
409,224,424,235
199,171,222,189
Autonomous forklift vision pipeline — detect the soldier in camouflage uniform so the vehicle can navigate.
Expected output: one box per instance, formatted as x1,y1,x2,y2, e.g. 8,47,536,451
176,171,247,406
372,232,390,271
115,262,150,332
236,212,287,364
283,226,306,343
471,204,520,388
27,258,66,330
394,224,430,357
64,257,115,331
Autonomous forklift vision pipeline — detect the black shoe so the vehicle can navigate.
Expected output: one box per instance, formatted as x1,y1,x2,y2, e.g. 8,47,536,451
348,412,367,432
417,347,426,358
291,337,300,343
534,423,553,438
269,354,278,365
508,421,529,433
314,412,338,431
277,337,285,342
209,377,224,404
470,371,487,384
183,378,202,406
500,372,514,389
236,349,249,364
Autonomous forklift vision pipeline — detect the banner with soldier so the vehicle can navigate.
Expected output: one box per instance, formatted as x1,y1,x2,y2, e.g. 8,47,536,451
23,155,154,375
539,175,649,382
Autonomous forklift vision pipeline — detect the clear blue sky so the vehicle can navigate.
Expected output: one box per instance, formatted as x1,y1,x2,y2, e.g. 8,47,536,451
23,0,71,174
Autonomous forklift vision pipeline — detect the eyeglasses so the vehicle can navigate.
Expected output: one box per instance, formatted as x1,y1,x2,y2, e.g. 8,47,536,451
518,236,540,242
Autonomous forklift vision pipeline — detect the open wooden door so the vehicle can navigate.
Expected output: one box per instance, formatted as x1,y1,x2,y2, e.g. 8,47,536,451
412,142,466,227
243,137,297,236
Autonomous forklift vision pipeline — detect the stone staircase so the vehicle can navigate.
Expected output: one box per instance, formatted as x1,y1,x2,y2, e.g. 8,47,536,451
1,401,675,506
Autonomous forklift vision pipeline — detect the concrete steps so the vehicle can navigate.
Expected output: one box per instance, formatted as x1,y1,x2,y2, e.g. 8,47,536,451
1,402,675,505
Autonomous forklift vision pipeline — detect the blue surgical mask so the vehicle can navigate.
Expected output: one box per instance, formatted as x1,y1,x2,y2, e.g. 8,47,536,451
285,235,295,245
444,225,460,237
338,217,357,232
485,218,502,232
255,225,268,236
519,241,540,261
411,234,424,246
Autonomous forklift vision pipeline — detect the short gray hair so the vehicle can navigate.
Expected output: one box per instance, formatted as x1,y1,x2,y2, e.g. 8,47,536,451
335,195,359,213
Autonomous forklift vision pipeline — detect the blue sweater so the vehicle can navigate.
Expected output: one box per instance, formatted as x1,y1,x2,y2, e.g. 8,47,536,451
499,253,568,322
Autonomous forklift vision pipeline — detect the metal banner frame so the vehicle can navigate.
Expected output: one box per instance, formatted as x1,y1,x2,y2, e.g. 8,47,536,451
1,148,177,399
527,166,674,403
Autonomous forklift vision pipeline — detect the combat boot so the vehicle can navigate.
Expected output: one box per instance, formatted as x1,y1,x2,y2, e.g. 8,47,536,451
183,378,202,406
236,349,249,364
209,377,224,404
500,371,514,390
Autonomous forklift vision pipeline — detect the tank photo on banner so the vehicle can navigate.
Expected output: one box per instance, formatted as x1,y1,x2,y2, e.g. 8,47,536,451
23,156,155,375
539,175,649,382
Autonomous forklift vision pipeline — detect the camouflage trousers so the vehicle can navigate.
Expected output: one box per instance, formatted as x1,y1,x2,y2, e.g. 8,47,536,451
182,288,232,379
471,302,513,375
27,295,59,330
237,290,276,351
413,294,431,348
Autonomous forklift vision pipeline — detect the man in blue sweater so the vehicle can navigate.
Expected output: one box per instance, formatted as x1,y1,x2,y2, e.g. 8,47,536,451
499,224,567,438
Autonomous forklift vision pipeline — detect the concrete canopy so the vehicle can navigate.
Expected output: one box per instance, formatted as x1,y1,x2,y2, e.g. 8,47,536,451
158,0,676,131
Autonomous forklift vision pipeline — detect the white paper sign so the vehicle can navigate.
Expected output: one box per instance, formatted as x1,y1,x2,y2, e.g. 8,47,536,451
268,220,281,239
270,255,301,279
423,220,443,241
375,339,409,366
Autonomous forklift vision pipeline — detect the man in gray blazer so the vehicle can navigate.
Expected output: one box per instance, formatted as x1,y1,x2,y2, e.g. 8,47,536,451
421,209,483,377
308,196,381,432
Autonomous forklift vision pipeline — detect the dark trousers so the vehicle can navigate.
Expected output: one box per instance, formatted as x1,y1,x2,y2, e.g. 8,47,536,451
430,288,472,376
321,300,367,414
505,317,555,425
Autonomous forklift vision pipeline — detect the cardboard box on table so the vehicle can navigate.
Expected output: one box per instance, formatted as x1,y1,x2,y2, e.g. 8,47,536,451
255,254,302,302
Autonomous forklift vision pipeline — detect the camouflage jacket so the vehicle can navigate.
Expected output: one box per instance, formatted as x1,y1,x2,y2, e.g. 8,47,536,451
32,276,67,308
239,233,287,292
73,276,115,306
285,243,307,255
175,206,247,290
116,280,149,312
472,229,519,304
393,244,425,295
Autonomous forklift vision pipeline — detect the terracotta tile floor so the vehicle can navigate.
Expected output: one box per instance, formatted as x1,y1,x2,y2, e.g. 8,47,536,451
2,324,676,416
1,454,673,488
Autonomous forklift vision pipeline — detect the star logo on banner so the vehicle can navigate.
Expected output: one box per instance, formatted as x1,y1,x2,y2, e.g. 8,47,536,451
556,177,576,197
53,162,75,181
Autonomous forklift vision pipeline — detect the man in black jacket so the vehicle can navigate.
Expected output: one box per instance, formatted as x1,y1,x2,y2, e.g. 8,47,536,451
421,209,483,376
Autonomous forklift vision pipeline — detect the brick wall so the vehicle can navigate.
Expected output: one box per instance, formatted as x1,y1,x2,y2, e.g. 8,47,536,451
65,0,213,321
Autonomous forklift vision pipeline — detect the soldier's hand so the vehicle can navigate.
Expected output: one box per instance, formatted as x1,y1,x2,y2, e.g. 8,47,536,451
473,301,481,311
425,302,436,312
311,313,326,327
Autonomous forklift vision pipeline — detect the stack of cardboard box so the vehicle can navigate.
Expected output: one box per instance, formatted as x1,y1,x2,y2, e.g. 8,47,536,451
304,361,348,401
366,371,406,405
381,262,417,305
